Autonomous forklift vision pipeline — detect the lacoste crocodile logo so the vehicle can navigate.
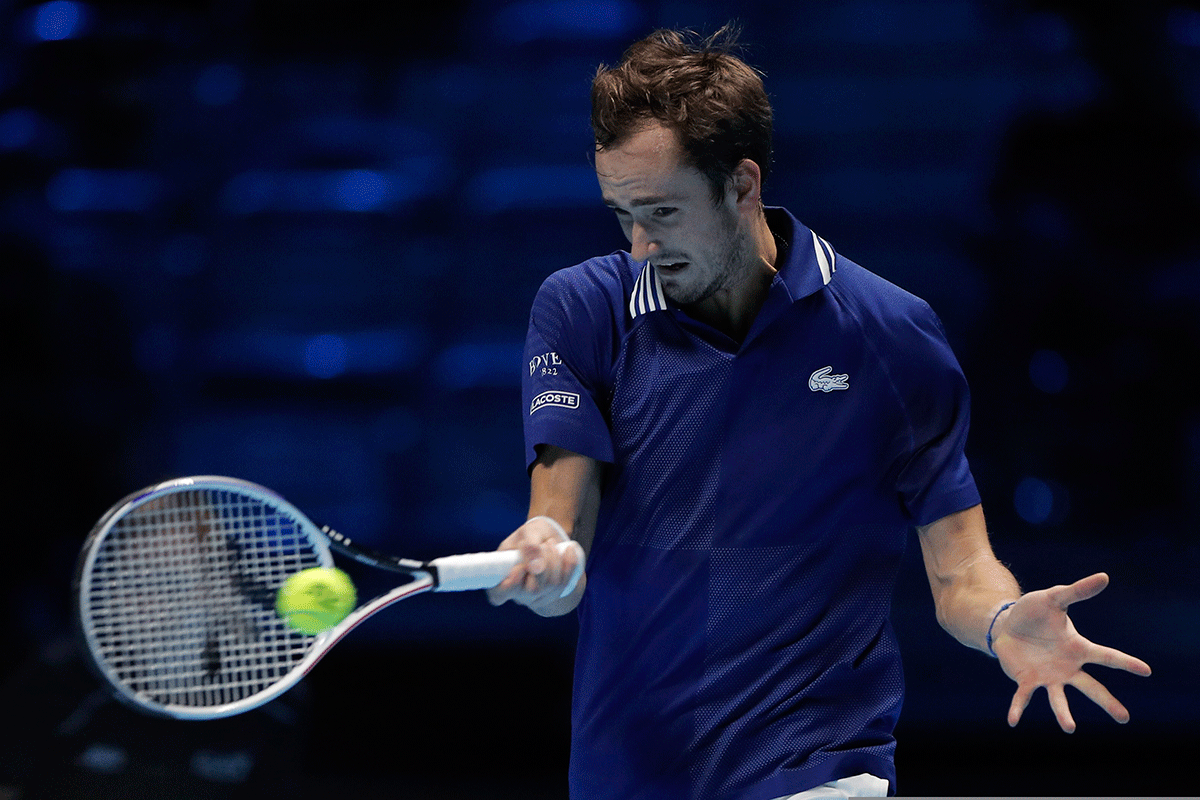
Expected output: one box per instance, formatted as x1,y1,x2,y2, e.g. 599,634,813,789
808,366,849,392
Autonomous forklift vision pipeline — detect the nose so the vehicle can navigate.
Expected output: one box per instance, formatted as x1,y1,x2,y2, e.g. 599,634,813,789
630,223,658,263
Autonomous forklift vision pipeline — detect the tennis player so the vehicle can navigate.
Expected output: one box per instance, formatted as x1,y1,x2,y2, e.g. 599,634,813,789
488,26,1150,800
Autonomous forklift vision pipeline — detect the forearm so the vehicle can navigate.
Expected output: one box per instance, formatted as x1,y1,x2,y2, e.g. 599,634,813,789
488,445,601,617
523,448,601,616
528,446,601,557
932,558,1021,653
918,505,1021,654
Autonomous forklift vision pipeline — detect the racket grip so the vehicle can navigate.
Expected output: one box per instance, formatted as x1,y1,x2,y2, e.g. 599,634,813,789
431,541,581,593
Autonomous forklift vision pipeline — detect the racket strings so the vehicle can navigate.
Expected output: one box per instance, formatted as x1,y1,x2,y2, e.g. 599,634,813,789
82,488,325,710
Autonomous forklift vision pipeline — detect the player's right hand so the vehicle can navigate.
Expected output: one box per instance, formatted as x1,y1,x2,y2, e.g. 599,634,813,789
487,516,586,616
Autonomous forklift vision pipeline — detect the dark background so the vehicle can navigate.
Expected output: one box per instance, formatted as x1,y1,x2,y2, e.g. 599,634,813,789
2,0,1198,797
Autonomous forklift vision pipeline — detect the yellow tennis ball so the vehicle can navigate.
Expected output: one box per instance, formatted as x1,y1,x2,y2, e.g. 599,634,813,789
276,567,357,635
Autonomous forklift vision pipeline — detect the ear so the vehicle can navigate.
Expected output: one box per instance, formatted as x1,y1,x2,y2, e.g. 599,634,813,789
729,159,763,213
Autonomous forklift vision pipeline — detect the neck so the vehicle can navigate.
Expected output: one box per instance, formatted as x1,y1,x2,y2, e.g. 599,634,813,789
684,211,778,343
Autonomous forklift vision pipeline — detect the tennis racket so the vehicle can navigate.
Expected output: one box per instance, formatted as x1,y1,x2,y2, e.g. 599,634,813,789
74,475,581,720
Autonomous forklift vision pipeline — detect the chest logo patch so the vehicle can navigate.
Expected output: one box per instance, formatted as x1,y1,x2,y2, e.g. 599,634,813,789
809,366,850,393
530,390,581,415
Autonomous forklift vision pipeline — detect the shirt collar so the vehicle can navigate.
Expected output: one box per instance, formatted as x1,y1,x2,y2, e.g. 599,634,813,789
627,207,837,320
764,206,838,302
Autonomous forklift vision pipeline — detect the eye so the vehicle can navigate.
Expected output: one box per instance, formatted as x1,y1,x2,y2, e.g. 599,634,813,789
652,207,677,218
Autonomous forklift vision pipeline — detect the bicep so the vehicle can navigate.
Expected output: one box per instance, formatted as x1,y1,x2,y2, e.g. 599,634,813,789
529,444,603,556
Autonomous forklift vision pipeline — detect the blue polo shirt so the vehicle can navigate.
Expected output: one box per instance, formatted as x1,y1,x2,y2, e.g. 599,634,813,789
522,207,980,800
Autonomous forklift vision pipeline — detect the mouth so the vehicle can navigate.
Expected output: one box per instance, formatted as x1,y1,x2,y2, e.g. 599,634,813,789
653,261,689,274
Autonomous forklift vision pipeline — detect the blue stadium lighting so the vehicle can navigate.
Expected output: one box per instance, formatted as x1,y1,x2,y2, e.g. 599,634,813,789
433,341,524,389
45,168,162,212
495,0,638,43
0,108,38,150
466,164,598,213
345,329,425,373
32,0,86,41
222,169,416,213
304,334,348,379
1014,476,1054,525
334,170,389,212
204,329,424,378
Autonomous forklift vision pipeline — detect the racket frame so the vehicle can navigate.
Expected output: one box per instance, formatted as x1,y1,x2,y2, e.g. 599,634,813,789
74,475,571,720
74,476,437,720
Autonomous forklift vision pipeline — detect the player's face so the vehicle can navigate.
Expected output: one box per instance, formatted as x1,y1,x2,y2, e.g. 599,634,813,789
596,123,750,307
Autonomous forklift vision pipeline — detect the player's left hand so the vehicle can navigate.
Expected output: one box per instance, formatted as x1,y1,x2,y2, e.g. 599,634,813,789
991,572,1152,732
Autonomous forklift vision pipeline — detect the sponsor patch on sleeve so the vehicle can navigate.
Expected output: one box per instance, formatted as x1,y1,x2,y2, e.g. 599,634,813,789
530,390,580,415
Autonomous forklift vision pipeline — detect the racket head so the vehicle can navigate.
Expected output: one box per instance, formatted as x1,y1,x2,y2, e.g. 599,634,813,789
74,476,336,719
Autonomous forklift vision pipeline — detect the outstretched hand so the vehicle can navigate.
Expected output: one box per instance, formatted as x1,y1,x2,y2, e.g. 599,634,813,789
991,572,1151,732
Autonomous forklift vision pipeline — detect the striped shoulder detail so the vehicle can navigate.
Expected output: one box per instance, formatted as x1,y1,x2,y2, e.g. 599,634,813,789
628,262,669,319
811,230,837,285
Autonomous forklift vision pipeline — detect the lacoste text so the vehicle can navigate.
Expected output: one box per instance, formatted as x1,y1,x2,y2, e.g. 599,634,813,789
530,390,580,415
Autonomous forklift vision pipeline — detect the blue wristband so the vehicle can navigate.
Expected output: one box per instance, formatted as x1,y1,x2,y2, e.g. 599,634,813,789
986,601,1017,657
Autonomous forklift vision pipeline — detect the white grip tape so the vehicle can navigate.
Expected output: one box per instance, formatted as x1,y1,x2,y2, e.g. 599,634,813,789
431,540,583,595
431,549,521,592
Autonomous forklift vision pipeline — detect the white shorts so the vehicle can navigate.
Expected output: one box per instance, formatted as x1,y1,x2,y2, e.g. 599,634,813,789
771,772,890,799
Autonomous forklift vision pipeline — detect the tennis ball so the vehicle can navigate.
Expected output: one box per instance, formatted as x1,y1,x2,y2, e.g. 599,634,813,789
276,567,357,635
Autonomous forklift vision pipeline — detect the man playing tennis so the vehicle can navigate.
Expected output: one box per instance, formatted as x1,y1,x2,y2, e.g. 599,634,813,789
488,26,1150,800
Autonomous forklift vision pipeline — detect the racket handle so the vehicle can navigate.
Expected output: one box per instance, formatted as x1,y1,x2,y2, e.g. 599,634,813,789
431,541,582,594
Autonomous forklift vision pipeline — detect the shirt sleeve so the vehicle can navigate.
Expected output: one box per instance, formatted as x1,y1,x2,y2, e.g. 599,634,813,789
521,266,618,472
888,302,981,526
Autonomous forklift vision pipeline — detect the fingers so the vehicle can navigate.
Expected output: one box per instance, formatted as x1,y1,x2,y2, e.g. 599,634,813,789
488,518,583,607
520,536,555,581
1088,643,1152,677
1070,672,1130,724
1011,684,1078,733
496,539,560,595
487,563,527,605
487,529,544,605
1009,668,1146,732
1048,684,1077,733
559,540,585,596
1009,683,1084,731
1048,572,1109,610
1008,684,1033,728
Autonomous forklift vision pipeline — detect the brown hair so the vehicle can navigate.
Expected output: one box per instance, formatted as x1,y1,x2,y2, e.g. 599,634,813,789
591,25,773,204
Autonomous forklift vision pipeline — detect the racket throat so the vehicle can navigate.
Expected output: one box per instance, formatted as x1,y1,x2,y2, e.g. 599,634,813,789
322,525,428,574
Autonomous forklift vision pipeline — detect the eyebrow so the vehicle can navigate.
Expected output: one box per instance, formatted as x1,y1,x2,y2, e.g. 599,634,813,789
603,196,680,209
